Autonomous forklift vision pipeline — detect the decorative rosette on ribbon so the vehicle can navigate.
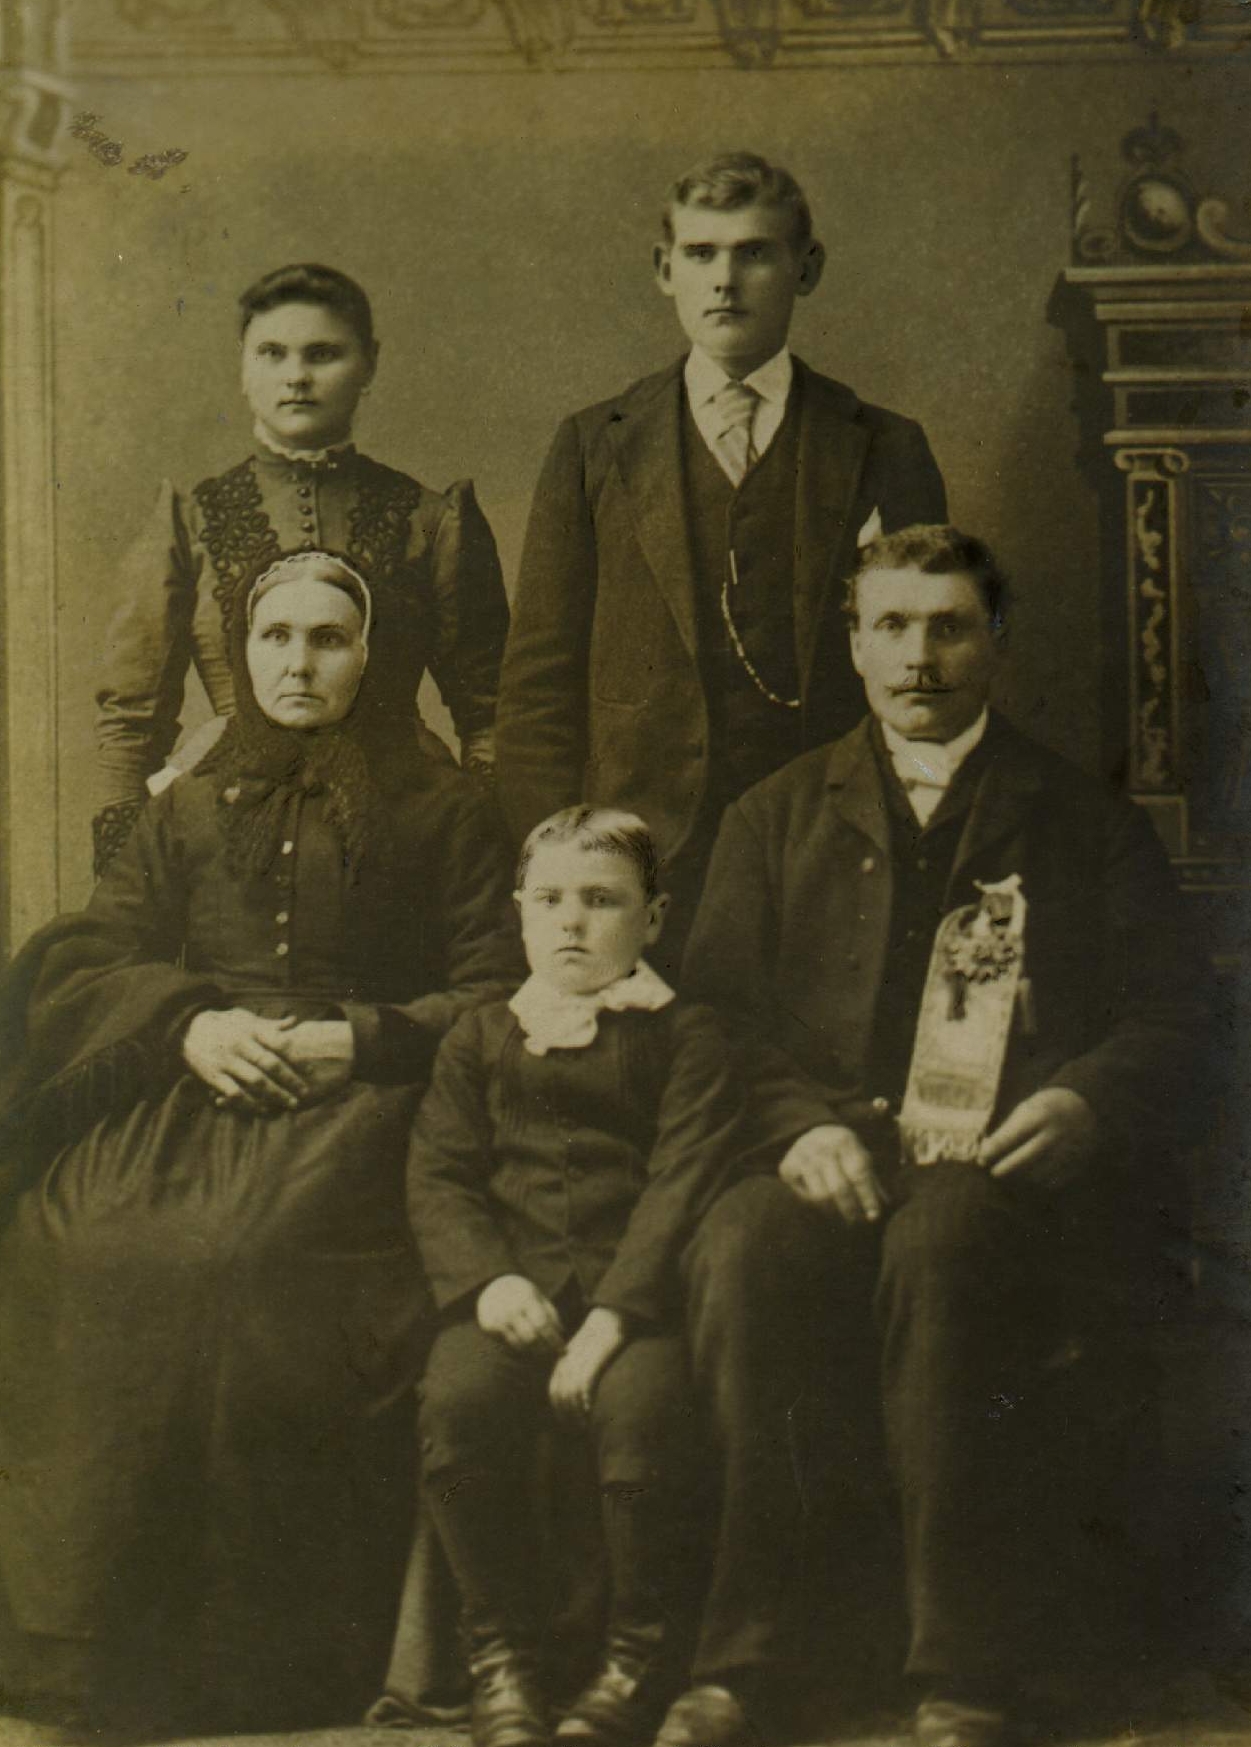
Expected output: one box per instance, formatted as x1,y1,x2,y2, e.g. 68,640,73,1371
900,874,1029,1166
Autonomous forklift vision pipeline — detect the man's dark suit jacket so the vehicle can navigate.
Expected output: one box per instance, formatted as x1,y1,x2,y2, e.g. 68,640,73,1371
682,712,1211,1166
494,357,946,860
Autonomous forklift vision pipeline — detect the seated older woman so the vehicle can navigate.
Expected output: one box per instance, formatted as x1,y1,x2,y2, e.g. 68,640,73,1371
0,551,521,1737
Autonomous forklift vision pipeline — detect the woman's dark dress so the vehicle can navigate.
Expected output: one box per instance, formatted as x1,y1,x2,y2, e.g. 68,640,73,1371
0,762,520,1726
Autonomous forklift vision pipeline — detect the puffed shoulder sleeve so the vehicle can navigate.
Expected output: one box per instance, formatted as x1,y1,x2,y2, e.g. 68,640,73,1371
425,478,509,768
93,478,202,870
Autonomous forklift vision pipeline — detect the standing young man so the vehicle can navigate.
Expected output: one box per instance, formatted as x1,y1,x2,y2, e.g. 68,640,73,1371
494,153,947,975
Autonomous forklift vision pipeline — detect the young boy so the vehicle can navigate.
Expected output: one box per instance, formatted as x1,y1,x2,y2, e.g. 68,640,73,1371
409,806,745,1747
495,151,947,976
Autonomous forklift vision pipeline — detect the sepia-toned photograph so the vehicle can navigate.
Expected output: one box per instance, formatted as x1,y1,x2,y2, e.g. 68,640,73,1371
0,4,1247,1745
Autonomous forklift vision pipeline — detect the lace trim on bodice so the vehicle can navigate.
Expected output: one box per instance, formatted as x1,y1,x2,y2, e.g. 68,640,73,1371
194,458,282,637
345,463,424,584
92,798,144,881
195,456,426,636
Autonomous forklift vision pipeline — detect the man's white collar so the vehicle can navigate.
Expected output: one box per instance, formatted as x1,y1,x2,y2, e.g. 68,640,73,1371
685,345,792,410
882,708,989,791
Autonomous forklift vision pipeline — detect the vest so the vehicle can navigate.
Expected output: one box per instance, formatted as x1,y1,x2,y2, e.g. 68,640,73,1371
865,729,990,1106
680,390,805,807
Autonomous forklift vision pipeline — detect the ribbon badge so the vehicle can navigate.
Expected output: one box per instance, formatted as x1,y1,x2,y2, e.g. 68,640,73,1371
900,875,1029,1167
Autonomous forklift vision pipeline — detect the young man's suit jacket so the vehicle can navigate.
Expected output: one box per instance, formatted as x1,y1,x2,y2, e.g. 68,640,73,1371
682,712,1212,1168
494,357,946,861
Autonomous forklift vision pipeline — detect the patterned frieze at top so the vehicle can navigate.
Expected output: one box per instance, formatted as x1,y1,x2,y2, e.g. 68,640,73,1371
62,0,1245,71
1071,113,1251,270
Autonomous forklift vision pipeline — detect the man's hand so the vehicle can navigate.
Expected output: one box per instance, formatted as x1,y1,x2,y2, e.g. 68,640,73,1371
477,1275,566,1357
778,1124,889,1224
182,1009,307,1113
549,1308,627,1422
276,1019,356,1105
979,1088,1097,1188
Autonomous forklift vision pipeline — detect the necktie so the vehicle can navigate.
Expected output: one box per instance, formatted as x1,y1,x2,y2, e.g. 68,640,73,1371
711,379,761,486
890,742,952,826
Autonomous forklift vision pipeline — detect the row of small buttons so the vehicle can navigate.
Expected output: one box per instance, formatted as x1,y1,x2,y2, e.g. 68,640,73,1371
291,476,317,549
860,853,931,873
858,849,936,949
275,840,294,957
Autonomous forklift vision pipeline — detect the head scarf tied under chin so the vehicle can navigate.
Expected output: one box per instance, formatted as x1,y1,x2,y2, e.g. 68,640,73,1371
199,549,426,881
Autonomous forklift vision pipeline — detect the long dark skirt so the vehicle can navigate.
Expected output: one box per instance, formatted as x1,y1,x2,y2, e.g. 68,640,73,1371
0,1071,432,1731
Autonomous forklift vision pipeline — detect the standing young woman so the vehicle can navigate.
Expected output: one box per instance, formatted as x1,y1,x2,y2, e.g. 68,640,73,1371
92,262,508,875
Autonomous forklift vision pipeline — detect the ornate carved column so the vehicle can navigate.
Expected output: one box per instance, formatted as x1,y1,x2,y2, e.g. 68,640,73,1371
1054,117,1251,1376
0,12,70,955
1112,444,1190,851
1053,118,1251,926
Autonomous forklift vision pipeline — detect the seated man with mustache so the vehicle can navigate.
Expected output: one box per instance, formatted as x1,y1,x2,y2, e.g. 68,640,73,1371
673,524,1213,1747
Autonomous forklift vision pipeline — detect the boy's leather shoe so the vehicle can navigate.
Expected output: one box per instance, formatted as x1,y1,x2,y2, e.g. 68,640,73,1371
468,1637,551,1747
915,1697,1011,1747
651,1684,756,1747
556,1638,676,1747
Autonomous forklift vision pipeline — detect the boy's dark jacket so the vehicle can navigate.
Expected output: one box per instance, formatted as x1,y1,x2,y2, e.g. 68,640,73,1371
408,998,743,1326
494,357,945,857
682,712,1213,1165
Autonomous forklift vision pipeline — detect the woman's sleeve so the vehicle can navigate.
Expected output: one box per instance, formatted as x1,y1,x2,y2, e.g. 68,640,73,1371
341,786,524,1084
93,480,201,875
0,789,223,1180
424,480,510,767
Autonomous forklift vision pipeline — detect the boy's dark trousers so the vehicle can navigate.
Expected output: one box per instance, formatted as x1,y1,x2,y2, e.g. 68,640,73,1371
419,1311,702,1684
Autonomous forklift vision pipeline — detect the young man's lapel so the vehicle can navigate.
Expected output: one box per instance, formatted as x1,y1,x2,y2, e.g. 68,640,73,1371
604,357,875,688
792,360,871,700
605,359,701,664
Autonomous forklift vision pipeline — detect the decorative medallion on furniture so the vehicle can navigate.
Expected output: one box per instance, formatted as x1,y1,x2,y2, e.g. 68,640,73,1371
1054,115,1249,958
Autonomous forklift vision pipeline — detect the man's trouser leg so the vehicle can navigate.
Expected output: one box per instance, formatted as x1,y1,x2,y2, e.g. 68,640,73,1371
681,1175,877,1693
876,1163,1063,1703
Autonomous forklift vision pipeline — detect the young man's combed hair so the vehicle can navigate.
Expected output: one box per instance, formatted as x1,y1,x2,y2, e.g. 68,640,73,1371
516,805,660,900
846,522,1011,633
661,151,813,250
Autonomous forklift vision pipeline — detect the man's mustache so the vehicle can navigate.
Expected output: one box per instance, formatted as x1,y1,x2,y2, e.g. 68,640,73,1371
890,673,950,694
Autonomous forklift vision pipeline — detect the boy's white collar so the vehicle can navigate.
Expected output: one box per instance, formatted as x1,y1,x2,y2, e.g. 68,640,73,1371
509,961,675,1057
